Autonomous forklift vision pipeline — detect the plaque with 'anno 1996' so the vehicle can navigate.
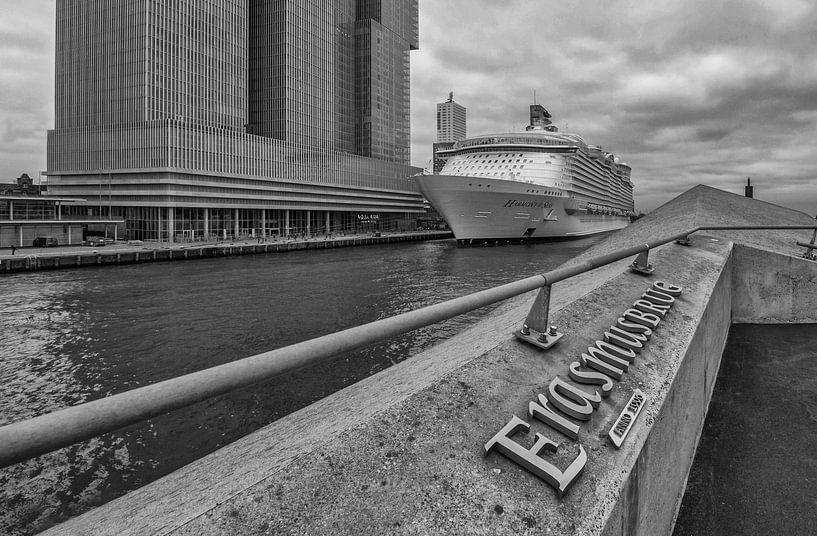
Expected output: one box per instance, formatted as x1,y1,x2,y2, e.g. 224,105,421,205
608,389,647,448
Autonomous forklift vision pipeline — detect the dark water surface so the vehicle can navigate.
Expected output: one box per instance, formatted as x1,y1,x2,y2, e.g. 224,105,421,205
0,236,603,533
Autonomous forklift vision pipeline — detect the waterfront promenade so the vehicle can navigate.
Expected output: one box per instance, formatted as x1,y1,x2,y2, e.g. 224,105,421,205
15,185,817,535
0,230,453,274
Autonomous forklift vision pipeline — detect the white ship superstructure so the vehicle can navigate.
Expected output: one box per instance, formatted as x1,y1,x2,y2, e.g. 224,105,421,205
416,105,634,243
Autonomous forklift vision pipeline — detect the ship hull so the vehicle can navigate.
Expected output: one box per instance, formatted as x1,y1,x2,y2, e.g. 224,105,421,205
416,174,629,241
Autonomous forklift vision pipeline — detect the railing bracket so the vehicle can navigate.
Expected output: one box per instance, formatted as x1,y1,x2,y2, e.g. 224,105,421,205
675,235,691,246
515,324,563,350
515,284,564,350
799,217,817,260
629,250,655,275
797,241,817,260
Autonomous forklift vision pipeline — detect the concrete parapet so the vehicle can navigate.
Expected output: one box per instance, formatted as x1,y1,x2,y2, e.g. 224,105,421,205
731,244,817,323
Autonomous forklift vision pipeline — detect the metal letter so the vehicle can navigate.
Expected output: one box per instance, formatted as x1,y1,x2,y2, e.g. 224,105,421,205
484,415,588,496
586,345,631,372
568,361,614,397
580,352,624,380
546,377,601,421
652,281,683,296
623,308,661,329
604,327,645,353
633,299,669,318
643,288,675,306
529,394,581,440
616,317,653,339
595,339,636,363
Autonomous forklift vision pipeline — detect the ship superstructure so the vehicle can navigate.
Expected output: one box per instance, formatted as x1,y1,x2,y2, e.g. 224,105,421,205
416,105,634,244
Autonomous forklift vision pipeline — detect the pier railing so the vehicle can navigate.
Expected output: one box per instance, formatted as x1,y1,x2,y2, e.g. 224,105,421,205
1,224,816,469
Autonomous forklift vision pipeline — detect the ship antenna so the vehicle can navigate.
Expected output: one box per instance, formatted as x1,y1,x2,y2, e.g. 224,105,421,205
533,90,536,104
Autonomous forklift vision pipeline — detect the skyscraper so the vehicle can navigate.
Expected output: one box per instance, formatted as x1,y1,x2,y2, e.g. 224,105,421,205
436,92,467,143
48,0,421,241
432,92,466,173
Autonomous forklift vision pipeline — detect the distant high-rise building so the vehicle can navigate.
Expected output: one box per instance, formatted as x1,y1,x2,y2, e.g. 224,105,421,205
436,92,467,143
48,0,422,241
433,93,466,173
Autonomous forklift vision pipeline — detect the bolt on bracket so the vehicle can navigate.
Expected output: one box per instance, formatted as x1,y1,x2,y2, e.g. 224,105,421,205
515,284,564,350
629,250,655,275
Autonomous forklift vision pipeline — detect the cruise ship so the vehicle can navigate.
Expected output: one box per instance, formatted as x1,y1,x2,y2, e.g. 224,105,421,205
416,105,634,245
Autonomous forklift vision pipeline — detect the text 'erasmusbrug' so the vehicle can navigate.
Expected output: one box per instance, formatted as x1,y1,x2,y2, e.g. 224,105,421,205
484,281,683,496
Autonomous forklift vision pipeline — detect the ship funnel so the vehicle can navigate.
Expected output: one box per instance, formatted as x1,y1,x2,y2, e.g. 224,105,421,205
529,104,552,127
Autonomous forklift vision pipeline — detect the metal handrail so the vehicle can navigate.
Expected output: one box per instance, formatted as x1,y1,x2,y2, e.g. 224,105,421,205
1,224,816,468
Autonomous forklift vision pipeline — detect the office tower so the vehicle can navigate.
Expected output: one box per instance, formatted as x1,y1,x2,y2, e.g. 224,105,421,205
48,0,422,241
432,92,466,173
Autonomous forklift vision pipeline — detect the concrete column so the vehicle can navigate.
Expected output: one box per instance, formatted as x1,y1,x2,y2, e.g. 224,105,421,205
234,208,239,238
114,225,118,241
306,210,311,236
285,210,290,237
18,226,23,247
167,207,175,243
261,210,266,238
204,208,209,240
9,201,13,221
68,226,72,245
326,211,330,234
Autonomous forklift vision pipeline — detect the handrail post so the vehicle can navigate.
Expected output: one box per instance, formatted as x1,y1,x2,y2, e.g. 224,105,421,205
515,283,563,350
803,215,817,260
629,249,655,275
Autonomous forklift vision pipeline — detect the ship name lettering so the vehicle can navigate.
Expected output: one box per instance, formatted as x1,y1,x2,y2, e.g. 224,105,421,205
503,199,553,209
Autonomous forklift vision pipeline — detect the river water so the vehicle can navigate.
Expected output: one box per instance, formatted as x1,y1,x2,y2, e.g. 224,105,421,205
0,236,604,533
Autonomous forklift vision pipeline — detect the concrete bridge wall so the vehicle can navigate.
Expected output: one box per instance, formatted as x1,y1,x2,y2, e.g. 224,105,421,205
732,244,817,323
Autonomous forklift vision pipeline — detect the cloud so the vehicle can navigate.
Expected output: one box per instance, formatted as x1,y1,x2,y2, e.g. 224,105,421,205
0,0,54,179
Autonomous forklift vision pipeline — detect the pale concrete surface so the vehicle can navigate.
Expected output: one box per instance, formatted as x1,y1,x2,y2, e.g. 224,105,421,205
731,244,817,323
672,324,817,536
39,186,817,535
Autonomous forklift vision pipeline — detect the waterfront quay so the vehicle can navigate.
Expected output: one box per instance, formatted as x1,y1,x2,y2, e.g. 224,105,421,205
6,185,817,535
0,231,452,274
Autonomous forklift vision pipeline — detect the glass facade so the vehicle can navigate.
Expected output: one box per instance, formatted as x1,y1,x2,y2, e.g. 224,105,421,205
48,0,423,241
354,0,417,164
248,0,356,153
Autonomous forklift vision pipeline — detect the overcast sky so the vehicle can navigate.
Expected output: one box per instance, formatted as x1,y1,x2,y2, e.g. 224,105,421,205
2,1,816,214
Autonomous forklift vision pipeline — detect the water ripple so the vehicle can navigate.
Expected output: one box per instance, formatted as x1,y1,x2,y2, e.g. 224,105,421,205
0,237,603,534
